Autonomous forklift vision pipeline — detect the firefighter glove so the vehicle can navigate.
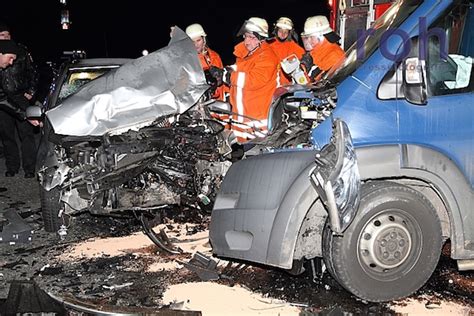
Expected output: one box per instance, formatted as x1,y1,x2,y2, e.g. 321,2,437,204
309,66,322,82
223,66,234,85
208,66,224,86
300,53,314,72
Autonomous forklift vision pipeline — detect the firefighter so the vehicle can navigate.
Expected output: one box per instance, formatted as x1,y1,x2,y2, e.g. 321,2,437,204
185,23,225,100
300,15,345,82
210,17,279,143
269,17,305,86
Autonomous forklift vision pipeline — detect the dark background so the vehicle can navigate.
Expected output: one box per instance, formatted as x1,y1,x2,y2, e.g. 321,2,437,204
2,0,328,65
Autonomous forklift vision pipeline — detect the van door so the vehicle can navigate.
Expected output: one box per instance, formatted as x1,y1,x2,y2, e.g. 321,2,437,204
397,1,474,256
398,2,474,186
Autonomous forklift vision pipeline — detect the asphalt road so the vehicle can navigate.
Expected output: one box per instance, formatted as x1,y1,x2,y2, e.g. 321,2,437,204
0,156,473,315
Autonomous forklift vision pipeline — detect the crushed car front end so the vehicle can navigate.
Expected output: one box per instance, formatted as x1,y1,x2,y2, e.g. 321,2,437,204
37,28,233,236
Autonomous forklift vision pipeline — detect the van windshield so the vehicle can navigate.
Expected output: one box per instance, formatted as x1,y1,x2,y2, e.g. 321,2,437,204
327,0,423,83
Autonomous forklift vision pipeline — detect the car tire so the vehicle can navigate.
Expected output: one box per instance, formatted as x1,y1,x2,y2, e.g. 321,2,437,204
322,181,443,302
40,186,69,232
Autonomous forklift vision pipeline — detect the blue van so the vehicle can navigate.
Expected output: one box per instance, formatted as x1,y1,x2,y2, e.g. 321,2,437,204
210,0,474,302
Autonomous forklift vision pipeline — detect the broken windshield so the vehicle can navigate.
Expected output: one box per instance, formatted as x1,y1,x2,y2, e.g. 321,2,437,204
57,68,118,104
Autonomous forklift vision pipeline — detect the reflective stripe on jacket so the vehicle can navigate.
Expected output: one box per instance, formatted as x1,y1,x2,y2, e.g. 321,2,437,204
229,41,279,142
269,40,305,86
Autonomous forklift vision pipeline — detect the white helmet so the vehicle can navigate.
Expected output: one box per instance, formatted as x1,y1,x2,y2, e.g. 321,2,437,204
243,17,269,38
185,23,207,40
301,16,333,37
275,17,293,31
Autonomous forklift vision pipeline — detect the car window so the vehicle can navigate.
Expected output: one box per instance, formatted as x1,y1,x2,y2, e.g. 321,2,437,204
57,69,109,104
427,2,474,96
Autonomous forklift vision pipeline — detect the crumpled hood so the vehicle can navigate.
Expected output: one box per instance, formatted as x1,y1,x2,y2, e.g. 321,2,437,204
46,27,209,136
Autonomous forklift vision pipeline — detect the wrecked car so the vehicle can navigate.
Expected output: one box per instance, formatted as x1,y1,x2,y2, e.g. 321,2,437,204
210,0,474,302
31,28,233,250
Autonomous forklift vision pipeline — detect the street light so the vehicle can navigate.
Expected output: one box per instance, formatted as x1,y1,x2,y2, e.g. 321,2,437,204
60,0,70,30
61,10,70,30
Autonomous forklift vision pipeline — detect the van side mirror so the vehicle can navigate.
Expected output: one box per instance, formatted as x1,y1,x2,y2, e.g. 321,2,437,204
402,57,427,105
26,105,43,118
378,37,428,105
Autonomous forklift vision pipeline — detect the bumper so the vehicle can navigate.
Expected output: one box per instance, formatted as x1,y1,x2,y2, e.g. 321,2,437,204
209,149,318,268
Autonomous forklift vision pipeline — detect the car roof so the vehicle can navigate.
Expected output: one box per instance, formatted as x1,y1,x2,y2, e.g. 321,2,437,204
69,58,132,68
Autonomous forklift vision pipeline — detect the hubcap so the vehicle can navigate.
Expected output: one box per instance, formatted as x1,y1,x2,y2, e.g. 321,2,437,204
359,213,412,272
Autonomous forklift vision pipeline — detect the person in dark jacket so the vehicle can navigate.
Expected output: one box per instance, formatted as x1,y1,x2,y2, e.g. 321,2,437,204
0,40,18,68
0,22,39,178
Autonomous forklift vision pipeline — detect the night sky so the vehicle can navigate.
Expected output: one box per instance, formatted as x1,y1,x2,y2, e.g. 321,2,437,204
2,0,328,65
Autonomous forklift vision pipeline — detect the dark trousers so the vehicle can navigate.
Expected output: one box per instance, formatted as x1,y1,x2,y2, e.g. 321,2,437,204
0,106,37,174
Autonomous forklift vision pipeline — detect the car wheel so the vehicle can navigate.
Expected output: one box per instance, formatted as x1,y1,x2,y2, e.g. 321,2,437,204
40,186,69,232
322,181,442,302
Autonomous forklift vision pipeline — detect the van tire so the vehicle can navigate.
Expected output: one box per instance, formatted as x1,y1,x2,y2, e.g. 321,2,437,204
322,181,442,302
41,187,69,232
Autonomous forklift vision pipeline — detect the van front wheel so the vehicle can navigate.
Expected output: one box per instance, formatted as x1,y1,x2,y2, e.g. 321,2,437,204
322,181,442,302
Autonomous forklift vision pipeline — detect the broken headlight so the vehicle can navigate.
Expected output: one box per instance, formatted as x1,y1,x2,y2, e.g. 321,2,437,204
309,119,360,233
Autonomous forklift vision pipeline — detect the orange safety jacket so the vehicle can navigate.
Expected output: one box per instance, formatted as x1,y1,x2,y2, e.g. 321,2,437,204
269,39,305,86
307,38,345,81
198,47,225,101
228,41,279,142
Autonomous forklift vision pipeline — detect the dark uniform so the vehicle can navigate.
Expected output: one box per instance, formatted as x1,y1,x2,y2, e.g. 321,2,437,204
0,42,39,178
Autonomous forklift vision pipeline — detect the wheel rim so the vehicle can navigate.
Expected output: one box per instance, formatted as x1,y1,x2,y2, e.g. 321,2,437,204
358,210,420,277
